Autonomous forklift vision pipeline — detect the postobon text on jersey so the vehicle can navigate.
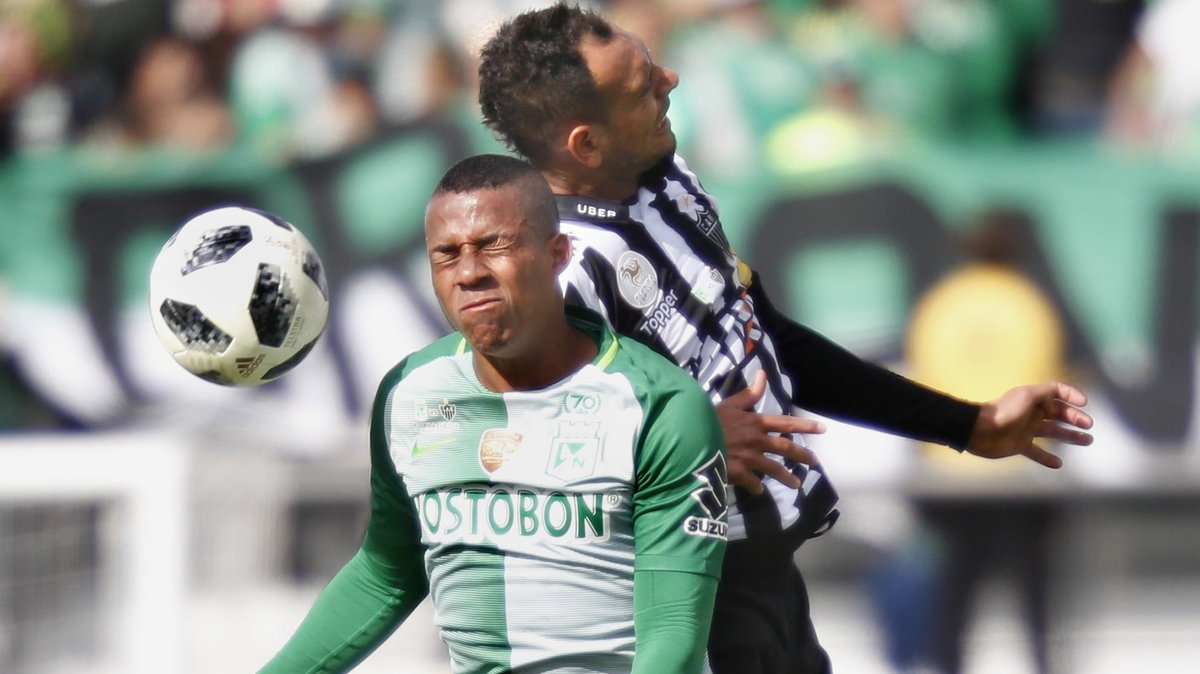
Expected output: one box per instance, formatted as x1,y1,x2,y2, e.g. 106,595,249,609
417,485,613,544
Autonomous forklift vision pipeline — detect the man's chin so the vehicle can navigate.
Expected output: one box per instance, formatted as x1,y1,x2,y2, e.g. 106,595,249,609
662,132,677,157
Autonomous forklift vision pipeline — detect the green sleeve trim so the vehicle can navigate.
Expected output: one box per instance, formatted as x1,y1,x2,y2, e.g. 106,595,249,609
595,332,621,370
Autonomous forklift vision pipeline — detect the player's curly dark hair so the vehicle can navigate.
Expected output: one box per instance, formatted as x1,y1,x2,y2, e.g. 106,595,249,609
478,2,614,162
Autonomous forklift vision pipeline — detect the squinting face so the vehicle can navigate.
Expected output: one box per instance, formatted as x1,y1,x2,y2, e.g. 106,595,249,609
425,183,567,359
581,25,680,178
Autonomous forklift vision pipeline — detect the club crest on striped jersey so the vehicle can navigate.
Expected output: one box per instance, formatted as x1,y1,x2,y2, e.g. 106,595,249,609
616,250,658,309
665,180,731,252
479,428,523,473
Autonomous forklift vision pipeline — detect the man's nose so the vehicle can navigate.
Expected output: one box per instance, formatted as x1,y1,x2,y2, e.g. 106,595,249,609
455,250,487,285
661,66,680,94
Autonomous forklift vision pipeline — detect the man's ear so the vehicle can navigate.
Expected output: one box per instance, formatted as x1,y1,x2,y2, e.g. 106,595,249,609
549,232,572,274
565,124,604,169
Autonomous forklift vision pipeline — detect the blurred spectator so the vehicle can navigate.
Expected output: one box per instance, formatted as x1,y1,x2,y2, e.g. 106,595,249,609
663,0,823,180
767,0,1050,161
1104,0,1200,159
877,214,1070,674
82,36,234,152
373,6,472,127
1029,0,1141,138
0,0,73,155
227,16,377,160
761,63,895,175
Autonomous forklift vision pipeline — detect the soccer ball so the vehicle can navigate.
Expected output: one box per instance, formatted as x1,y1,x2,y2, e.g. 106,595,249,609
148,206,330,386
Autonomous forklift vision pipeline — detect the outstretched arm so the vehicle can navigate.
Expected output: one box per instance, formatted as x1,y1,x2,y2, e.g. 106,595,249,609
261,365,430,672
258,546,427,674
964,380,1094,468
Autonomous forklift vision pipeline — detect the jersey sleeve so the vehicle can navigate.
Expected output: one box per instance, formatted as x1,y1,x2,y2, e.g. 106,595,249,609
258,367,429,674
629,373,727,672
631,376,728,578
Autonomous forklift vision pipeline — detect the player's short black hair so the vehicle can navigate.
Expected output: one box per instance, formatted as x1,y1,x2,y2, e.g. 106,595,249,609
433,154,559,236
478,2,614,162
434,153,542,194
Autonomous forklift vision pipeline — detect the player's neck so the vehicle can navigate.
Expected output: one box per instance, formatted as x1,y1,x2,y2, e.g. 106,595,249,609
473,323,599,393
541,166,637,202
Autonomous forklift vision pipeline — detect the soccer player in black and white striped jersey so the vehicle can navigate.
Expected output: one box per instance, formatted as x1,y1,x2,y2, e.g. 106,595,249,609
478,5,1095,673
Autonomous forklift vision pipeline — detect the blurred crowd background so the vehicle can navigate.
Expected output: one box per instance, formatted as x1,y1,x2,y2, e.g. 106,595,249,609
2,0,1200,673
2,0,1197,165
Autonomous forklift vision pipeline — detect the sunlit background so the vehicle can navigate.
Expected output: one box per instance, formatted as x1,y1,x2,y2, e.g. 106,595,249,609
2,0,1199,672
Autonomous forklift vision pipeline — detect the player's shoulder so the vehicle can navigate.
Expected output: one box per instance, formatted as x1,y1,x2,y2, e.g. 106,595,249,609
604,326,710,408
375,332,464,395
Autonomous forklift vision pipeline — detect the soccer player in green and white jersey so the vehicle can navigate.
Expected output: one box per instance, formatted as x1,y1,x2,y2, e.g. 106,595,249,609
259,154,728,674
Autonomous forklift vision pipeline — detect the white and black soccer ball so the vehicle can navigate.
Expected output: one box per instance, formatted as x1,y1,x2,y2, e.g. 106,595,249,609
148,206,330,386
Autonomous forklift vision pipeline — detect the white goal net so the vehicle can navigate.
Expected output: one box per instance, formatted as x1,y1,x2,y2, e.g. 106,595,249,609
0,433,187,674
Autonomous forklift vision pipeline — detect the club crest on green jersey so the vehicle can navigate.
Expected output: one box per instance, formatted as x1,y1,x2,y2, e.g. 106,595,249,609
479,428,523,473
547,420,601,482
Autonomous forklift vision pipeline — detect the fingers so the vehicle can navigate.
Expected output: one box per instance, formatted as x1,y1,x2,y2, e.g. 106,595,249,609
723,419,821,463
1050,399,1094,430
726,462,766,494
1047,380,1088,408
758,435,820,466
758,413,826,437
1033,418,1093,446
1021,442,1064,469
727,449,804,493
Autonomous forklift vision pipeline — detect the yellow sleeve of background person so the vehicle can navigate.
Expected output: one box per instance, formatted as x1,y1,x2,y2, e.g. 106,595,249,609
905,264,1065,472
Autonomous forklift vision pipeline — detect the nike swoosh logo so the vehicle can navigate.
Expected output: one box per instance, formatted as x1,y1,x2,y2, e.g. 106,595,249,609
412,437,457,458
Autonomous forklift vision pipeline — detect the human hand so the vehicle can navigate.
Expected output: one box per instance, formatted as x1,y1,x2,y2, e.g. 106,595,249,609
965,380,1094,469
716,370,825,494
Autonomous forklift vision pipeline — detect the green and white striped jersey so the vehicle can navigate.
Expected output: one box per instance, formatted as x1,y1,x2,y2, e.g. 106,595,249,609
376,308,727,673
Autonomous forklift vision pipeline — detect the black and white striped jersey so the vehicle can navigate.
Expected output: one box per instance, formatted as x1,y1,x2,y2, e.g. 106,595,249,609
557,154,838,543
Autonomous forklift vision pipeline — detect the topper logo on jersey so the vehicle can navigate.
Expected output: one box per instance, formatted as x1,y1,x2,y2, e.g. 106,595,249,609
416,486,611,544
617,251,659,309
684,453,729,540
639,288,679,337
